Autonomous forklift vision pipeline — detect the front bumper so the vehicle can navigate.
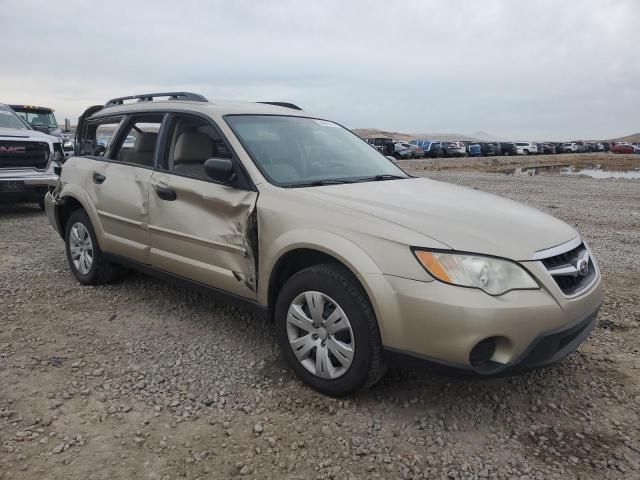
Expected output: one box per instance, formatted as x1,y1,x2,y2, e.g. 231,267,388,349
0,169,58,187
0,169,58,203
365,266,603,374
384,306,599,375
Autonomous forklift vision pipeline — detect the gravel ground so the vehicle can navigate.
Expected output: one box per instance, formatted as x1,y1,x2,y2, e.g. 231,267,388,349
1,164,639,479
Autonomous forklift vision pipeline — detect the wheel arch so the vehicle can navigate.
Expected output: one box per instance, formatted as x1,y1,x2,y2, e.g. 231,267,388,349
260,231,384,322
56,195,84,236
56,186,103,245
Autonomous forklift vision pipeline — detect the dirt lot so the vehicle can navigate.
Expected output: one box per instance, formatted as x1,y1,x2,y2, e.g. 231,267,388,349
1,154,639,479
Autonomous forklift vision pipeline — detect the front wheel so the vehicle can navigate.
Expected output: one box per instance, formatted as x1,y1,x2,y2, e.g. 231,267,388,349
275,264,387,396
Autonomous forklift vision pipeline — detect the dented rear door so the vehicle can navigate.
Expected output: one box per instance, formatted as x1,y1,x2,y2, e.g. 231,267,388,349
89,162,153,263
148,171,258,299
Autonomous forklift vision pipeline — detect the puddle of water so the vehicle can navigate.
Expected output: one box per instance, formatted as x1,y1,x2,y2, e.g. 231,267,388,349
508,164,640,179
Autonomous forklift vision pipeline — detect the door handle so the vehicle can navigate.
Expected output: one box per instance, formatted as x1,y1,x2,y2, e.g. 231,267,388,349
93,173,106,184
155,185,177,201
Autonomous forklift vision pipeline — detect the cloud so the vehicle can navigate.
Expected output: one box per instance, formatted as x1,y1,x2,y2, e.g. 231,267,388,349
1,0,637,140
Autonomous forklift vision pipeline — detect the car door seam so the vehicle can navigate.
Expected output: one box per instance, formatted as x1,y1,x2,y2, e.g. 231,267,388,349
96,209,143,227
148,224,247,253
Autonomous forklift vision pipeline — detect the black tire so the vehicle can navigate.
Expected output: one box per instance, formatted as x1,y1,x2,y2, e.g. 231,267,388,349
275,263,387,396
64,209,120,285
523,150,529,155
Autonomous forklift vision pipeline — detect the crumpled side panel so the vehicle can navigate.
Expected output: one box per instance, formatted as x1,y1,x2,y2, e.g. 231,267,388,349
148,172,259,298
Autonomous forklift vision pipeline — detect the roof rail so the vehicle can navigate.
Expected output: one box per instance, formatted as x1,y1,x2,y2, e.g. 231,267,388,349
256,101,302,111
105,92,208,107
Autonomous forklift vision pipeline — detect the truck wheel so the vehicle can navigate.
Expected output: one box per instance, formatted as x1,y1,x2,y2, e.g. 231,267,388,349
64,209,120,285
275,264,387,396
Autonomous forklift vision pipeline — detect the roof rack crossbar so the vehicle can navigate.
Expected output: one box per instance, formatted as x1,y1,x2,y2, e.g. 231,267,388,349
256,101,302,111
105,92,208,107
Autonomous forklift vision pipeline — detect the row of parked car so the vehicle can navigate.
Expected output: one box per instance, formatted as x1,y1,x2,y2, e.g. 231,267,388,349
366,137,640,158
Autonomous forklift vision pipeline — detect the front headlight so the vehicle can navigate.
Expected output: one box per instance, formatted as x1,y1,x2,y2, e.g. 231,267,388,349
414,250,539,296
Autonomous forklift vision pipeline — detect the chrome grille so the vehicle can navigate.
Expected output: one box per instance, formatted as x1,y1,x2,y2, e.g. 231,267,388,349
540,242,596,296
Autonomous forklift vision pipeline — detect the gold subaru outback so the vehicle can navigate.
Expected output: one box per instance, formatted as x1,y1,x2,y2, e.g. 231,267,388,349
45,92,603,396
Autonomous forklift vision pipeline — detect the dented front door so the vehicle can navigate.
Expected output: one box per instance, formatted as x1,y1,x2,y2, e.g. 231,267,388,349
148,171,258,299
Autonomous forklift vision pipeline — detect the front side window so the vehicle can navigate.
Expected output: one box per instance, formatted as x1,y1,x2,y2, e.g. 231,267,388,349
226,116,408,187
162,115,232,180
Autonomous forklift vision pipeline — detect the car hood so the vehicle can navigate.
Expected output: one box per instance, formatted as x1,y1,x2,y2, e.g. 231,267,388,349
0,127,54,141
299,177,577,260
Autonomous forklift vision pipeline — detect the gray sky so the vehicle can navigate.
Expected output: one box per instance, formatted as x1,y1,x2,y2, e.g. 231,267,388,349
1,0,638,140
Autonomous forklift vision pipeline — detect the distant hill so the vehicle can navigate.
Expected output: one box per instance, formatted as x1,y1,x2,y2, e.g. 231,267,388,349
471,131,503,142
352,128,481,142
611,132,640,143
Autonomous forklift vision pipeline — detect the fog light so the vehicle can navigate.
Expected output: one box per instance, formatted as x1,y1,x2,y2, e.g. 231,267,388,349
469,338,497,367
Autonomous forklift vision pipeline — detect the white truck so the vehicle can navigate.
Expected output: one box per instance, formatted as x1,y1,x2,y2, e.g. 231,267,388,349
0,103,62,208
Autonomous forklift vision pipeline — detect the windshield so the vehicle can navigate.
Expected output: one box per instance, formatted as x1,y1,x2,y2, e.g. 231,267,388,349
0,105,30,130
226,115,408,187
13,109,58,129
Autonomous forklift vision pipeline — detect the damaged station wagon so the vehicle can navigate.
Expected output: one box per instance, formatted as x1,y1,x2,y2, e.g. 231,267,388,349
45,92,603,396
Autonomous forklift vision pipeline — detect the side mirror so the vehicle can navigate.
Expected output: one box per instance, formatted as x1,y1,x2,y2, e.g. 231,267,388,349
204,158,236,183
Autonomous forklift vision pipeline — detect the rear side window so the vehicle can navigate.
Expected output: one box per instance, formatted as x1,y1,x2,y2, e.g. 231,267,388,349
109,116,163,167
95,123,120,152
78,118,123,157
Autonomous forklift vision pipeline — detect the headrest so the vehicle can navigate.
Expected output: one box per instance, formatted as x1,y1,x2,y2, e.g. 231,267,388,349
174,131,212,163
134,132,158,152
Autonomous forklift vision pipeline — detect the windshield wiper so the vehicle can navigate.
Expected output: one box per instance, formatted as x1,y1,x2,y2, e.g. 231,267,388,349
286,178,356,188
355,174,408,182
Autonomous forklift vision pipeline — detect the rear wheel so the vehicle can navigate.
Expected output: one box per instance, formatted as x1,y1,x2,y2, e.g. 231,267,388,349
275,264,387,396
64,209,120,285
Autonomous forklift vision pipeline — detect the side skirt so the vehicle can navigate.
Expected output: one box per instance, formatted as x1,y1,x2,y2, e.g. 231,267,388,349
102,252,269,316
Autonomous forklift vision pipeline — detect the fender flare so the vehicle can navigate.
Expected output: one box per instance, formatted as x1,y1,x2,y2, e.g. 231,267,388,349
56,185,105,246
258,229,387,334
